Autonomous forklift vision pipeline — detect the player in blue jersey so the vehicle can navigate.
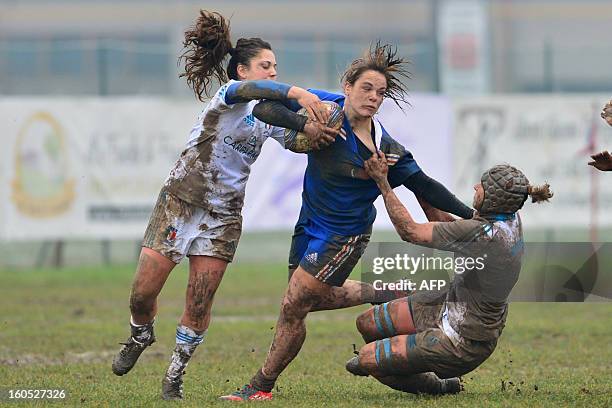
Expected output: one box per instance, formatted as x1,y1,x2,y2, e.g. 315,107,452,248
221,42,475,401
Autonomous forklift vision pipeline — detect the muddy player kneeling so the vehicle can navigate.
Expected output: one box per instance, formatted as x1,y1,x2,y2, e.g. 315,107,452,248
346,155,553,395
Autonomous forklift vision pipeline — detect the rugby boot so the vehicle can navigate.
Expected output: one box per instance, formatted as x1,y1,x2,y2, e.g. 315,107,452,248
440,377,463,394
112,321,155,376
219,384,273,401
345,356,368,376
161,372,184,400
161,343,198,401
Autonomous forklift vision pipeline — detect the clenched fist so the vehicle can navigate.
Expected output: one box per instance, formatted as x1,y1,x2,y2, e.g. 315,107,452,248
364,151,389,184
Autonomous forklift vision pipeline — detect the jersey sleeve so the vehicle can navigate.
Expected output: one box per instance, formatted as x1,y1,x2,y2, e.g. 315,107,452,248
281,88,345,112
266,125,286,147
429,219,488,253
210,80,241,109
306,89,344,103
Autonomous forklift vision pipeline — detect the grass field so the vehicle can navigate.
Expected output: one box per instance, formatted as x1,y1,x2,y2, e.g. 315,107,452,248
1,262,611,407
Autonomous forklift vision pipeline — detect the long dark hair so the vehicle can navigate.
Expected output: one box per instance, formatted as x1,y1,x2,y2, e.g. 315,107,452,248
178,10,272,101
341,41,411,107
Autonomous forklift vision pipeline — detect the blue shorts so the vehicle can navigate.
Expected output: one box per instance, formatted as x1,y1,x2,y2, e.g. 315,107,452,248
288,213,371,287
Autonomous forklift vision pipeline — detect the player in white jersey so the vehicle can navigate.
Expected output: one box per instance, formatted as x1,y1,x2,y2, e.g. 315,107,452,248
111,10,339,400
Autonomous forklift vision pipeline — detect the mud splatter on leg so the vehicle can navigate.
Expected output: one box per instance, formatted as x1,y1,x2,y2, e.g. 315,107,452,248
251,269,330,392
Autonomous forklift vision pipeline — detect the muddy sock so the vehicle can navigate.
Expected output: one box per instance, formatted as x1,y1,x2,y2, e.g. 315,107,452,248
130,316,155,345
164,325,205,381
250,368,277,393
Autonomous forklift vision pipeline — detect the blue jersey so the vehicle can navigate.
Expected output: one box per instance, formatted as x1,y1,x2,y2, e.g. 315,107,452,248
296,89,421,239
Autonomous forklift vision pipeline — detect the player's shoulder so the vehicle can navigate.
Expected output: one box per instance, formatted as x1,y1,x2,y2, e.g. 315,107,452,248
433,218,488,243
205,80,254,115
454,217,489,230
376,121,398,146
377,121,409,159
215,79,241,102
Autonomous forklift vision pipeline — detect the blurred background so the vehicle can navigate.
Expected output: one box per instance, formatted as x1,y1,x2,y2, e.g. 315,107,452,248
1,0,611,268
2,0,612,95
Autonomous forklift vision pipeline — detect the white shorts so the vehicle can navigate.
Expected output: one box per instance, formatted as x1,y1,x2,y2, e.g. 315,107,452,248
142,188,242,264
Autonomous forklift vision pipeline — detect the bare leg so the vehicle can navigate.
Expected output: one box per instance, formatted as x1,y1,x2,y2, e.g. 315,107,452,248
291,266,375,312
181,255,228,332
356,335,416,375
356,298,416,342
309,279,377,311
289,271,403,313
248,268,331,392
113,247,175,376
130,247,176,324
162,255,229,400
265,268,326,376
354,335,458,395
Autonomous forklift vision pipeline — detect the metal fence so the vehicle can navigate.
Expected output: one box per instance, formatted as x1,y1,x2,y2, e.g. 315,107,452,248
2,37,611,97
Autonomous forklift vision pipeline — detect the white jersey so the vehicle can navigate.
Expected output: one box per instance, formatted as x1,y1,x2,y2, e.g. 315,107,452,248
164,80,285,214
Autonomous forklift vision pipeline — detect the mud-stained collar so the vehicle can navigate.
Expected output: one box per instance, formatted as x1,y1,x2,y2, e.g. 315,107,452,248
480,213,516,222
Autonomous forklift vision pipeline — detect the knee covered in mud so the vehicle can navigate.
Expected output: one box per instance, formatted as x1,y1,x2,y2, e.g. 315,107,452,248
130,291,155,316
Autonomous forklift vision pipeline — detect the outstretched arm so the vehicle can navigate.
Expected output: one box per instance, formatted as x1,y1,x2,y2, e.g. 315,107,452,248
225,80,329,123
253,100,337,152
403,171,474,219
415,195,457,222
364,151,434,244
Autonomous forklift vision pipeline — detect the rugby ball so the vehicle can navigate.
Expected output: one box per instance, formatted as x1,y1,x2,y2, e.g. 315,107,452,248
284,101,344,152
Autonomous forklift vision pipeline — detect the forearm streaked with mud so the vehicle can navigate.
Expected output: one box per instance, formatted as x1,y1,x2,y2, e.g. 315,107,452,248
227,80,292,103
378,180,421,243
252,100,311,152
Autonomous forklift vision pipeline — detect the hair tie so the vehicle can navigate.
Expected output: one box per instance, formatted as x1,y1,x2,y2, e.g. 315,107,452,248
228,47,236,57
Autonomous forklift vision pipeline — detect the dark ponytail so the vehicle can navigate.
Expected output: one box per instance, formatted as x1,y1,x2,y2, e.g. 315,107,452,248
179,10,232,101
179,10,272,101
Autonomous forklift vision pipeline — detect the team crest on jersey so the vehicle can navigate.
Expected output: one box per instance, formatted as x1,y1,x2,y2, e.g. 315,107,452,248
243,113,255,127
247,135,257,148
164,226,178,244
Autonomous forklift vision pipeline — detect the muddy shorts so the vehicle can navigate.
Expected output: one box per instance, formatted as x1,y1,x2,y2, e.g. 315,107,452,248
406,290,448,332
142,188,242,264
288,215,371,287
374,293,498,379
